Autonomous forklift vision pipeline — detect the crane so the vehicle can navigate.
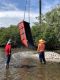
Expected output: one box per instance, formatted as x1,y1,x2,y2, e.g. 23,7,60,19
39,0,42,24
18,0,42,48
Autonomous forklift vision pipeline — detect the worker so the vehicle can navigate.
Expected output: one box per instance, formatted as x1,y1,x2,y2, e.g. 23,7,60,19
5,39,12,69
37,39,46,64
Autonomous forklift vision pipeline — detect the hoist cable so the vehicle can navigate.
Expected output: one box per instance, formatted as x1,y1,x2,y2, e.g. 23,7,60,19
24,0,27,20
28,0,30,23
24,0,30,23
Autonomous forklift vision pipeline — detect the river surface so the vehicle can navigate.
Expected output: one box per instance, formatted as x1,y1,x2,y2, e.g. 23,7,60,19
0,48,60,80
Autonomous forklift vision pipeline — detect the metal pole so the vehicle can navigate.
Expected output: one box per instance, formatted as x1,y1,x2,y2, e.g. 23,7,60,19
39,0,41,24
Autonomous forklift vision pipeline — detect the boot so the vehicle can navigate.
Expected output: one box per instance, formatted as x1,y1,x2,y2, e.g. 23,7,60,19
6,64,9,69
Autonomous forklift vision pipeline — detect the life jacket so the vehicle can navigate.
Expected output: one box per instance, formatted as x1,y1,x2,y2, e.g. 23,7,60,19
5,44,11,56
37,43,45,52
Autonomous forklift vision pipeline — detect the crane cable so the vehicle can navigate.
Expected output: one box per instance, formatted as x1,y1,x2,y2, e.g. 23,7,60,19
24,0,30,23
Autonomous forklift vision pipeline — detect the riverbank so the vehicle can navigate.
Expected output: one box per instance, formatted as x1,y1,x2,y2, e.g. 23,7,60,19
12,50,60,63
0,48,60,80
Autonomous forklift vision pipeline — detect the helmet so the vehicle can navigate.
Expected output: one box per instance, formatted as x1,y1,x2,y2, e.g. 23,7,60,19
7,39,11,44
39,39,46,43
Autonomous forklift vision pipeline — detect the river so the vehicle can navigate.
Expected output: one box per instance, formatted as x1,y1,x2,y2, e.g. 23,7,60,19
0,48,60,80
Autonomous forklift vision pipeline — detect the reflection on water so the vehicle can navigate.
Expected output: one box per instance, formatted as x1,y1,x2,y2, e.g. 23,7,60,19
4,69,12,80
0,48,60,80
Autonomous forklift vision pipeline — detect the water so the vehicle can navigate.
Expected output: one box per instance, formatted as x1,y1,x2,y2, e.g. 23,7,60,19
0,48,60,80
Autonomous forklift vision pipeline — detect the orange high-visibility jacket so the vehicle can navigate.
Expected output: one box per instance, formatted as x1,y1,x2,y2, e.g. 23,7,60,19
37,43,45,52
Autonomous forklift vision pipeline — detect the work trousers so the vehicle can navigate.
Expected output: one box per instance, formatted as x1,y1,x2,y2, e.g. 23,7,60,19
39,51,46,64
6,54,11,65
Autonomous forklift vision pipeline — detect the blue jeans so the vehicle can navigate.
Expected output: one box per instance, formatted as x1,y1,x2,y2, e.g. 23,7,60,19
6,54,11,65
39,52,46,63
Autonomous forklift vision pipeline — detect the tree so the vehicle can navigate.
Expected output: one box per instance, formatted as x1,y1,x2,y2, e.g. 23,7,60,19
0,25,21,47
31,5,60,50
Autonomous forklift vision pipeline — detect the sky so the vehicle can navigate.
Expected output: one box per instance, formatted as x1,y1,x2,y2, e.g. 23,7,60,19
0,0,60,27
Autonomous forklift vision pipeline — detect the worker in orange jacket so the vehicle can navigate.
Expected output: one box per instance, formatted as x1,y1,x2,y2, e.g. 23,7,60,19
5,39,12,68
37,39,46,64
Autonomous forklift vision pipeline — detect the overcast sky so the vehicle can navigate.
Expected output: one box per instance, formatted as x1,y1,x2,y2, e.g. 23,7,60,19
0,0,60,27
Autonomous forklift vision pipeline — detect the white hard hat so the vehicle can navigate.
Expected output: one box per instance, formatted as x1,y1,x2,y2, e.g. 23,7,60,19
39,39,46,43
7,39,11,44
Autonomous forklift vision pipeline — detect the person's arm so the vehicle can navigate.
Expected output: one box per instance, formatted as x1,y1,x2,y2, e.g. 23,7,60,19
37,44,40,52
9,45,11,54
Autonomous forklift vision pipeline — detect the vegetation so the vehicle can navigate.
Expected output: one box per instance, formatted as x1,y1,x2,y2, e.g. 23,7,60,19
0,25,22,47
0,6,60,50
31,6,60,50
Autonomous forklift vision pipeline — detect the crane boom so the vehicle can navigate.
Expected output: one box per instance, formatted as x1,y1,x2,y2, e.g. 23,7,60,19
39,0,42,24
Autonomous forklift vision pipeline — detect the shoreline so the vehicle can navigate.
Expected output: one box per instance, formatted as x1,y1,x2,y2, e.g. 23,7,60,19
12,51,60,63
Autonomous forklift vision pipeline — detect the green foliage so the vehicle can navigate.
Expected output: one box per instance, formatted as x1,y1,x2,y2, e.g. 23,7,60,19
31,6,60,50
0,25,21,47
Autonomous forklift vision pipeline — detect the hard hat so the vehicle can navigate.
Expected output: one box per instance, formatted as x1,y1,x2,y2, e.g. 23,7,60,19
7,39,11,44
39,39,46,43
